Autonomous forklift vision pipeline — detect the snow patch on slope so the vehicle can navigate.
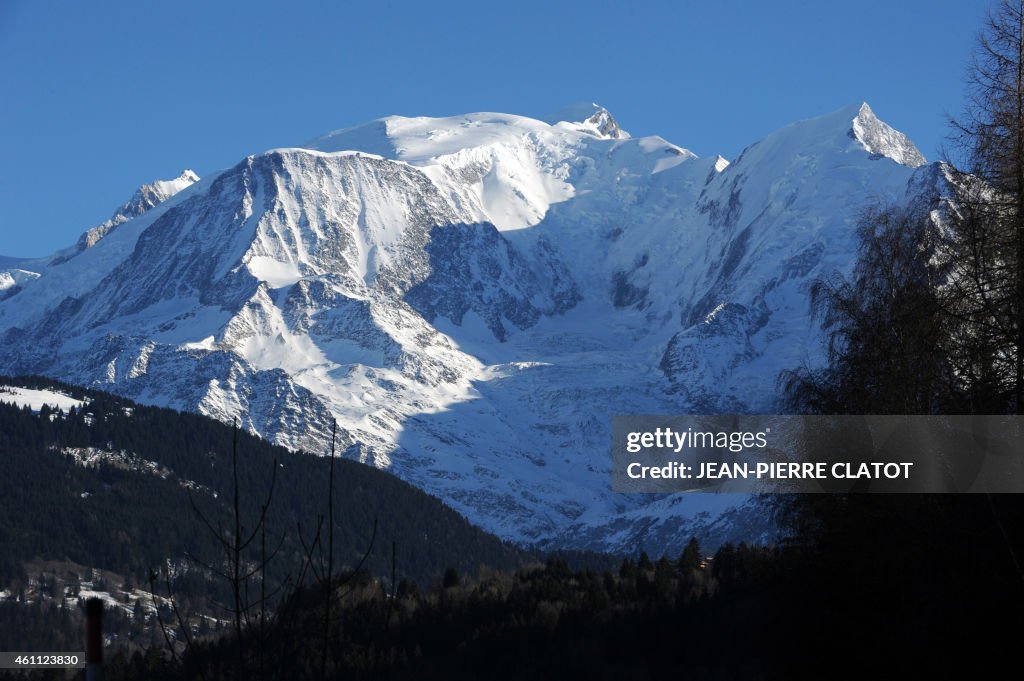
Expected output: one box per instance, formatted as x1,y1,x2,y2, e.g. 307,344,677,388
246,256,302,288
0,269,40,291
0,386,87,412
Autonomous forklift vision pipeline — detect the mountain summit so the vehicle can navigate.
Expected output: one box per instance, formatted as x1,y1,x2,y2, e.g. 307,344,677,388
851,102,927,167
0,104,945,553
543,102,629,139
49,169,201,264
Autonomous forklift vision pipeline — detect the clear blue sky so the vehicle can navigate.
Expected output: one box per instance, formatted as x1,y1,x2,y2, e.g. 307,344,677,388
0,0,990,257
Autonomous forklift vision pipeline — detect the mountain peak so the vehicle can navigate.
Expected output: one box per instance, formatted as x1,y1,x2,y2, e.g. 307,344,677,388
850,102,927,168
741,103,928,171
543,102,629,140
147,169,200,200
64,170,201,256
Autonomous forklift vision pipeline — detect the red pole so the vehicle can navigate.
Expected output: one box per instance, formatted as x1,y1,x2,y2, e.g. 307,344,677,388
85,598,103,681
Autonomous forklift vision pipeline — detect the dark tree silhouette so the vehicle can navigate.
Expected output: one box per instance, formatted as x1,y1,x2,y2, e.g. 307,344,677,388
949,0,1024,413
781,203,953,414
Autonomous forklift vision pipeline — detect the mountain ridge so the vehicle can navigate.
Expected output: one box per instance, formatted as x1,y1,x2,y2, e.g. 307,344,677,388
0,102,945,553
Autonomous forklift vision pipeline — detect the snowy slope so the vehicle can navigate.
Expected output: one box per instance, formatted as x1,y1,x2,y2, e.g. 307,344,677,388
64,169,201,255
0,170,200,307
0,170,208,329
0,103,943,553
0,386,87,412
0,269,40,292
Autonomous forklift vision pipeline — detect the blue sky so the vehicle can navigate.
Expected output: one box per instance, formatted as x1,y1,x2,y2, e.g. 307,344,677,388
1,0,989,257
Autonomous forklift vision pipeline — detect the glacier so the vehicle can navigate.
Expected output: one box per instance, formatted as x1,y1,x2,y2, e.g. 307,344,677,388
0,102,948,553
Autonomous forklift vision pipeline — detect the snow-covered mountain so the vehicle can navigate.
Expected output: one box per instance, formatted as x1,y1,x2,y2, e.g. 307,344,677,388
63,169,200,256
0,170,199,299
0,102,944,552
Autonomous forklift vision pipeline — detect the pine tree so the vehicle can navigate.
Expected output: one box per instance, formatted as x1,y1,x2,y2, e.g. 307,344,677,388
442,566,460,589
679,537,701,574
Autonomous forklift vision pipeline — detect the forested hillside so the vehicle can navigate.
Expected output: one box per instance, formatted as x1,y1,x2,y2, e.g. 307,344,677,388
0,374,528,650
